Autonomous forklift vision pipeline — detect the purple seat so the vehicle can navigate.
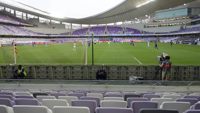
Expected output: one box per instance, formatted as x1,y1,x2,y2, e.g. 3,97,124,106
143,94,161,100
50,93,66,98
193,103,200,109
176,98,198,105
0,98,14,107
14,98,41,105
131,101,158,113
68,93,85,99
140,109,178,113
0,92,14,96
184,96,200,101
15,95,34,99
96,107,133,113
104,92,122,97
72,100,97,113
124,93,142,101
80,96,100,107
184,110,200,113
0,95,14,100
127,98,149,108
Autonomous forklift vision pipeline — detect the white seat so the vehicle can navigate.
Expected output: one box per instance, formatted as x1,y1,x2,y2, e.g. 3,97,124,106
162,95,182,100
151,98,174,107
37,96,56,102
53,106,90,113
100,100,127,108
13,105,52,113
0,105,14,113
160,102,190,113
87,93,103,100
58,96,78,106
14,92,32,96
42,99,69,110
103,97,124,101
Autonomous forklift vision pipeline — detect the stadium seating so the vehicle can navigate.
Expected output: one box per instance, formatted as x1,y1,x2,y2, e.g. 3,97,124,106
13,105,52,113
100,100,127,108
0,98,14,107
36,96,56,102
14,98,41,105
96,107,133,113
58,96,78,106
0,105,14,113
68,93,85,98
41,99,69,110
184,110,200,113
176,98,198,105
131,101,158,113
80,96,101,107
143,94,161,100
151,98,174,107
193,103,200,109
103,97,124,100
160,102,190,113
140,109,178,113
53,106,90,113
72,100,97,113
127,97,149,107
86,93,104,100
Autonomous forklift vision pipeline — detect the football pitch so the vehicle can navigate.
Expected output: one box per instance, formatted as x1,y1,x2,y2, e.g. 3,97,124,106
0,42,200,65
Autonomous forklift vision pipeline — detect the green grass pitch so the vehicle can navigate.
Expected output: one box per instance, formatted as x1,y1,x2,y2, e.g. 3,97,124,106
0,42,200,65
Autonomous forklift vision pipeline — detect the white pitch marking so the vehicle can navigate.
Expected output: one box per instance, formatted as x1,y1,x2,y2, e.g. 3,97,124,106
133,56,143,65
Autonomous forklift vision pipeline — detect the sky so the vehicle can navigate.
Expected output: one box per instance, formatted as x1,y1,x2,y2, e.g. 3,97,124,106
7,0,125,19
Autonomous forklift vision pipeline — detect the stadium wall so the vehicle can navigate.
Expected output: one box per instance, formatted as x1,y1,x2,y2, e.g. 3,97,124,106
23,27,69,34
0,65,199,81
122,24,181,32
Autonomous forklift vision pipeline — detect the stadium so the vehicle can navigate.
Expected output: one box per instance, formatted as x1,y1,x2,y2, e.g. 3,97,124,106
0,0,200,113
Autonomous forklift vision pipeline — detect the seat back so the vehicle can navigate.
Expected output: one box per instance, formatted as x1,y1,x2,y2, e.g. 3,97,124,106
13,105,52,113
184,110,200,113
37,96,56,102
72,100,97,113
151,98,174,107
80,96,100,107
143,94,161,100
100,100,127,108
68,93,85,99
176,98,198,105
193,103,200,109
58,96,78,106
96,107,133,113
131,101,158,113
0,105,14,113
87,93,103,100
14,92,32,96
161,102,190,113
104,97,124,101
0,98,14,107
162,95,182,100
127,98,149,108
15,98,40,105
53,106,90,113
140,108,178,113
42,99,68,110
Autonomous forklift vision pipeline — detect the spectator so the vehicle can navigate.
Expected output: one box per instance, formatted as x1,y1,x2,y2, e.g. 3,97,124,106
160,56,172,81
14,65,27,79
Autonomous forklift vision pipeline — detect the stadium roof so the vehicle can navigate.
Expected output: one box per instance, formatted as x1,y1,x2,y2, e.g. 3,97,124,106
0,0,197,24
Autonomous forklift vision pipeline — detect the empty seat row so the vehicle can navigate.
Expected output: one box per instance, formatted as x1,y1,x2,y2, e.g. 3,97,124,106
1,105,200,113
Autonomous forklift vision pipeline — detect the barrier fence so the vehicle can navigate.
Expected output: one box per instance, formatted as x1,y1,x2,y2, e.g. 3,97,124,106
0,65,199,81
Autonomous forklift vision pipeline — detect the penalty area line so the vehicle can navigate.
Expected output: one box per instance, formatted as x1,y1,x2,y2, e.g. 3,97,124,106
133,56,143,65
